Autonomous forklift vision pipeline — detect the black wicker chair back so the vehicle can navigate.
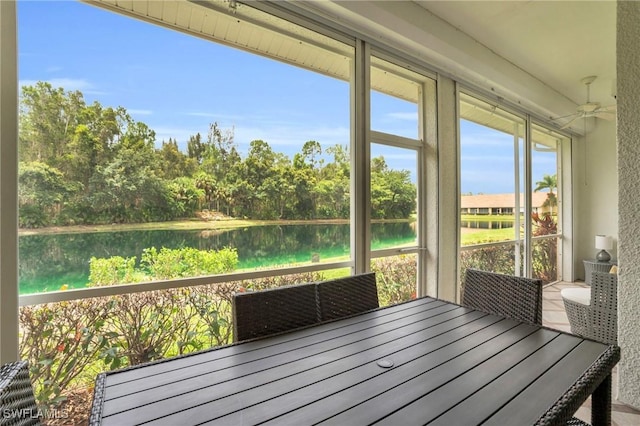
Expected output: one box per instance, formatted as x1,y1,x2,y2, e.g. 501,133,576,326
0,360,41,426
461,268,543,325
232,282,319,342
317,273,379,321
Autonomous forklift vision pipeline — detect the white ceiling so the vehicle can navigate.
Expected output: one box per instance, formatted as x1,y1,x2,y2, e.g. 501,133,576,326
90,0,617,132
413,0,617,115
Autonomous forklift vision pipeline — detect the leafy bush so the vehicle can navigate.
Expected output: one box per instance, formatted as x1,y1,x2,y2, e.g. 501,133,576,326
531,212,558,283
459,213,558,285
371,255,417,306
19,298,112,407
19,256,418,424
96,289,198,367
140,247,238,279
459,243,516,279
88,256,138,285
19,204,49,228
86,247,239,367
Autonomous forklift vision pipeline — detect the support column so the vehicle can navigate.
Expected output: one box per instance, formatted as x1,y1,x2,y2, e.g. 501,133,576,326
616,0,640,410
351,39,371,274
0,0,20,363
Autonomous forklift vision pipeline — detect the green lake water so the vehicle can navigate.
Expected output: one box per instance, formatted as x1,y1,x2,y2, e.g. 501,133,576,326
19,222,416,295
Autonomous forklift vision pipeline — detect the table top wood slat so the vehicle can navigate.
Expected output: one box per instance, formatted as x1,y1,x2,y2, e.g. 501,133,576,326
89,296,619,426
373,328,567,425
255,318,524,426
143,314,512,426
428,333,582,425
105,297,444,388
482,340,613,425
101,302,467,416
102,307,491,424
315,322,539,426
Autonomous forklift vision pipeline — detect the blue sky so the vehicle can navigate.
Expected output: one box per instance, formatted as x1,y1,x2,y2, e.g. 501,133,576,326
17,0,556,194
18,1,351,150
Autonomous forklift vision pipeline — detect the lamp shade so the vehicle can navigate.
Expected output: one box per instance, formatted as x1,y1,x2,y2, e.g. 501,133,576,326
595,235,613,250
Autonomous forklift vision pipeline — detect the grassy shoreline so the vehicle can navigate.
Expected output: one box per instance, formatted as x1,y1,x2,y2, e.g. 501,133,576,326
19,215,513,241
18,217,414,236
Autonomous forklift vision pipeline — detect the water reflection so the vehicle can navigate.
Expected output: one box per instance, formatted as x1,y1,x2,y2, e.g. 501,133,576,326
460,220,514,230
19,222,416,294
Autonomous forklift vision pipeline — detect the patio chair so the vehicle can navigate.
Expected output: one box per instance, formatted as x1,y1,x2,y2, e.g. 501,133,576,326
232,282,319,342
0,360,41,426
561,271,617,345
316,273,379,321
461,268,543,325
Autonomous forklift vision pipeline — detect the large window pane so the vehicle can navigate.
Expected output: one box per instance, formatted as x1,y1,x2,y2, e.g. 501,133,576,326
18,1,353,295
370,57,420,139
460,94,565,283
531,124,564,283
369,55,426,257
460,93,525,256
370,143,418,250
371,253,417,307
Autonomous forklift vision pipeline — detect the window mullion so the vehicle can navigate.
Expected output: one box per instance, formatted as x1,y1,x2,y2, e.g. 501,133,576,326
351,39,371,274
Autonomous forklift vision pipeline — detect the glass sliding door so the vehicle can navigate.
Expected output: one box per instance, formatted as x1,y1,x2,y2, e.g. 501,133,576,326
459,92,565,284
459,93,525,277
369,55,432,303
531,124,565,282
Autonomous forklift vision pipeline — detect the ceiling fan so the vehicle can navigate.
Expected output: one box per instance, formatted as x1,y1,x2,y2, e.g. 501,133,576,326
552,75,617,130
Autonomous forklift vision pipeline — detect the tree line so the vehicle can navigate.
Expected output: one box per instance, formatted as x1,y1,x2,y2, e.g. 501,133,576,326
18,82,416,228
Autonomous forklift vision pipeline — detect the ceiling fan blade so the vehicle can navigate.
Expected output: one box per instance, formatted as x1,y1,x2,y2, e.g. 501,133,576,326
560,115,582,130
551,112,579,122
598,104,617,112
595,111,616,121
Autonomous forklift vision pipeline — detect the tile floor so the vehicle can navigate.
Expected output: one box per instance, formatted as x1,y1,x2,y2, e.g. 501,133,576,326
543,281,640,425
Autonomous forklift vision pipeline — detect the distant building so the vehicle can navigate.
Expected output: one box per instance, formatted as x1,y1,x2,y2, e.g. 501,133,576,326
461,193,551,215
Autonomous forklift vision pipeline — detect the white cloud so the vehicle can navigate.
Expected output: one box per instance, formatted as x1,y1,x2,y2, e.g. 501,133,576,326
234,124,350,152
184,111,246,120
18,79,42,89
185,112,219,118
387,112,418,121
152,126,200,146
19,78,107,96
461,133,512,147
128,109,153,116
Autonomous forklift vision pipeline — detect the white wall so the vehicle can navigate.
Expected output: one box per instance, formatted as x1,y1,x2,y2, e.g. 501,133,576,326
616,0,640,410
573,119,618,280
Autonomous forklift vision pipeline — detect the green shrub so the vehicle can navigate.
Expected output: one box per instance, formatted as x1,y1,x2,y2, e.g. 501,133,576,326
97,289,198,367
19,298,113,407
19,256,418,422
19,204,49,228
140,246,238,279
372,255,417,306
88,256,138,286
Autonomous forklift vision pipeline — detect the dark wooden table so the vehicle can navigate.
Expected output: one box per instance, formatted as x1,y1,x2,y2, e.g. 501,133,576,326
89,297,620,425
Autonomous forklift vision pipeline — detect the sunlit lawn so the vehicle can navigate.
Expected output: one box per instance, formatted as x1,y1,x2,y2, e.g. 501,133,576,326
461,227,517,246
460,214,521,246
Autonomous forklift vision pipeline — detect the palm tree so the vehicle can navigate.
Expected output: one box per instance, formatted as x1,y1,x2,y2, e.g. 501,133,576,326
534,174,557,216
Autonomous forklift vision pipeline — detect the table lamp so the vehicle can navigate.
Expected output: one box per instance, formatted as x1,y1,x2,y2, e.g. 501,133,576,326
595,235,613,262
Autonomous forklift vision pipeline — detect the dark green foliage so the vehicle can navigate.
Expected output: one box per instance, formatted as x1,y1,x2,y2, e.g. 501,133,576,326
18,83,416,227
460,244,517,283
19,255,415,412
531,212,558,283
19,298,113,407
371,255,417,306
459,212,559,285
